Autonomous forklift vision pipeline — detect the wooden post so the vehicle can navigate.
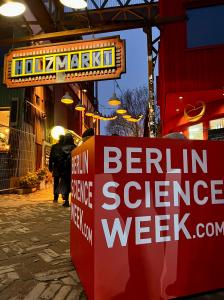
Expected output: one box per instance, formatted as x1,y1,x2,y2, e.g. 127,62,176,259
145,27,156,137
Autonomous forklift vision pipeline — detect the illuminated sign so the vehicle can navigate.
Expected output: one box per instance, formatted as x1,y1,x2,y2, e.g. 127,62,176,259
184,101,206,122
4,36,125,88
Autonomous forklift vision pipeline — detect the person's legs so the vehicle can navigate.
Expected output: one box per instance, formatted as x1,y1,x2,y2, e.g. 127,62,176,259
62,194,70,207
53,176,60,202
62,176,70,207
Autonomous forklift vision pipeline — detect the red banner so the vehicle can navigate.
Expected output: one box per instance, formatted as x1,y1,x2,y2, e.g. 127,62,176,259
71,136,224,300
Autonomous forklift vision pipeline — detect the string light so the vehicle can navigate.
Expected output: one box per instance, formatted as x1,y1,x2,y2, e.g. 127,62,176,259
76,80,144,123
85,109,94,117
61,92,74,104
122,114,131,119
75,101,86,111
116,106,127,114
0,1,26,17
60,0,87,9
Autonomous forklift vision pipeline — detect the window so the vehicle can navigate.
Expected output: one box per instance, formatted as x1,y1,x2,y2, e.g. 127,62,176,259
187,5,224,48
209,117,224,129
0,108,10,152
188,123,204,140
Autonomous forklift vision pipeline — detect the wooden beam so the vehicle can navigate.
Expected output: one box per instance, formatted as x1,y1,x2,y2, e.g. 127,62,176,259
0,12,186,46
0,20,146,45
66,3,158,18
152,14,187,26
24,0,56,32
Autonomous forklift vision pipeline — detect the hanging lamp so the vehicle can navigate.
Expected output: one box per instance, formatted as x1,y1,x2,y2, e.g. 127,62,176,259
75,101,86,111
123,114,131,119
60,0,87,9
108,80,121,106
108,92,121,106
85,109,94,117
0,1,26,17
116,106,127,114
61,92,74,104
92,111,101,119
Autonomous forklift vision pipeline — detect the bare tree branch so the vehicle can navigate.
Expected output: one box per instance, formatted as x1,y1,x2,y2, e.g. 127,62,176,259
106,86,150,137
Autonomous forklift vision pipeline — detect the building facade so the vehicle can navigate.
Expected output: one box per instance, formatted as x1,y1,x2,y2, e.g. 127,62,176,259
0,33,96,192
158,0,224,140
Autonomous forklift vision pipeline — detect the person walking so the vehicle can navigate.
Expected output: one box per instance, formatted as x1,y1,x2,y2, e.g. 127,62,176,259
49,135,64,202
59,133,76,207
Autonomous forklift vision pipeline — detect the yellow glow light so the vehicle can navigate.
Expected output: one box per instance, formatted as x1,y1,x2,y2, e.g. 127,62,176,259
61,98,73,104
101,116,117,121
85,110,94,117
61,92,74,104
75,102,86,111
108,93,121,106
127,115,143,122
51,126,65,140
123,114,131,119
92,112,101,119
116,107,127,114
128,118,138,122
0,2,26,17
60,0,87,9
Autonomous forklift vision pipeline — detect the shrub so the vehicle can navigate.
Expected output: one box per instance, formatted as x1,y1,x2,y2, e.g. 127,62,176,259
19,172,39,188
44,170,53,184
37,168,48,181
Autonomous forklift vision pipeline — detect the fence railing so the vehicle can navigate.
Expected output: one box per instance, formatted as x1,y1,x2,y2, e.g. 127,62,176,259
0,124,36,193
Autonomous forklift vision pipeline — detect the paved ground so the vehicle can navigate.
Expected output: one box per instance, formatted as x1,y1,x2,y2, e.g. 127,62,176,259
0,188,223,300
0,187,87,300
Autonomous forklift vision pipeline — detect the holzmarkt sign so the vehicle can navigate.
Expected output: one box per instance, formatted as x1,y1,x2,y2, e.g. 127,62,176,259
4,36,125,88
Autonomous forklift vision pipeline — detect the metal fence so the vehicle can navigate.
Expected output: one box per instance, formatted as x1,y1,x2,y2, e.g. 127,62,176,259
0,124,35,193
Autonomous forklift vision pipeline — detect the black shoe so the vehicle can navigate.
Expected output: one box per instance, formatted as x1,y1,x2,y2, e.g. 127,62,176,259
62,201,70,207
53,194,59,202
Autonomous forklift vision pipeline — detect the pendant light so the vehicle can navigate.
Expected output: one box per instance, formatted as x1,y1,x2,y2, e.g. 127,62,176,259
85,109,94,117
116,106,127,115
75,101,86,111
123,114,131,119
108,81,121,106
60,0,87,10
0,1,26,17
61,92,74,104
108,92,121,106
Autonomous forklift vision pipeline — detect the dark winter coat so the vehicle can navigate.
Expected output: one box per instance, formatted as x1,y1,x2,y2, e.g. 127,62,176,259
58,142,75,195
61,144,75,179
49,143,64,177
49,134,75,195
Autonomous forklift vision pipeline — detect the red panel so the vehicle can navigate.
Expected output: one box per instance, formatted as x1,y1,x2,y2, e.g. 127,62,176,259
166,98,224,134
158,0,224,133
70,137,95,299
71,136,224,300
